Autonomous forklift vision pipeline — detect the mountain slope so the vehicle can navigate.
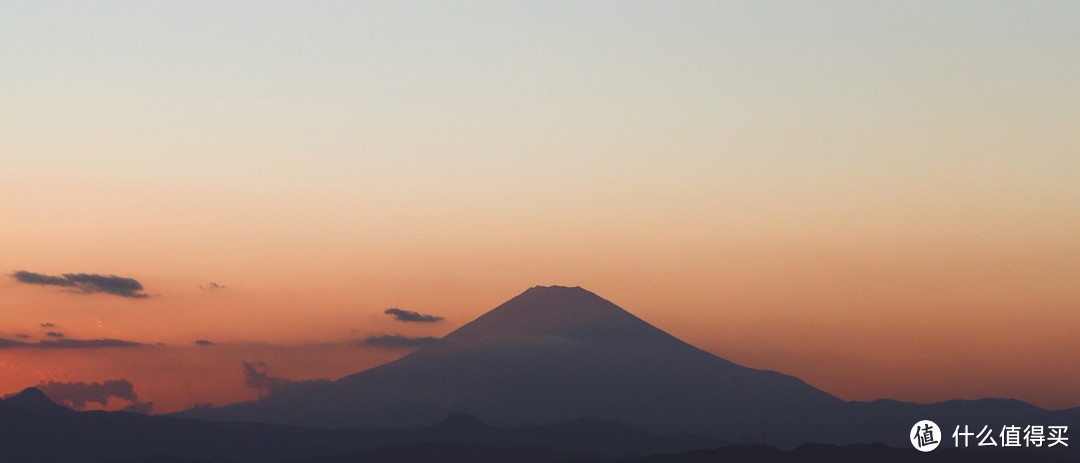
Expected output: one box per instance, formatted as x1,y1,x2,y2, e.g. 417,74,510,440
192,286,843,443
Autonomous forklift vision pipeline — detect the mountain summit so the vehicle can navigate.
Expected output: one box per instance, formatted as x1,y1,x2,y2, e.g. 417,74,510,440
190,286,843,443
444,286,686,346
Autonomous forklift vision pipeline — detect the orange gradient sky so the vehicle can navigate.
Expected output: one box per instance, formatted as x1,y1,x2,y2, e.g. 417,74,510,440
1,1,1078,413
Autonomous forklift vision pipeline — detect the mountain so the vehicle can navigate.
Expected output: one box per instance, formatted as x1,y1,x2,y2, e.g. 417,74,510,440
0,387,719,463
7,286,1078,460
280,443,595,463
0,387,73,416
99,442,1080,463
0,388,347,463
182,285,1080,450
187,286,843,443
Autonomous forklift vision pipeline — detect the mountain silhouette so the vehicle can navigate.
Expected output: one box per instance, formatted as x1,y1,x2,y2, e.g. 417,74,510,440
279,442,1080,463
0,388,718,463
441,285,688,344
188,286,843,442
8,286,1079,460
278,442,596,463
0,387,73,416
181,286,1080,450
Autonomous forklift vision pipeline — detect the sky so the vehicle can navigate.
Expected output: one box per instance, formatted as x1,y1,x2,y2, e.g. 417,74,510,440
1,1,1078,414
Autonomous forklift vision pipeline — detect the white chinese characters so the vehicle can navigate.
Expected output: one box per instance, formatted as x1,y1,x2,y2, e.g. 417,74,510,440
952,425,1068,448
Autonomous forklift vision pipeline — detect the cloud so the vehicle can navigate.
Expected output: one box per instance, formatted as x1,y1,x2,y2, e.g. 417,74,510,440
241,360,293,398
15,333,29,339
13,270,149,298
384,308,444,323
36,379,145,410
194,339,214,346
15,272,70,286
361,334,440,350
0,337,143,349
45,331,64,338
200,282,225,291
39,338,143,349
40,322,56,328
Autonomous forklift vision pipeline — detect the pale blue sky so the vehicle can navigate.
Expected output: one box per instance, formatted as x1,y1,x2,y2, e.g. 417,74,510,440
3,1,1076,180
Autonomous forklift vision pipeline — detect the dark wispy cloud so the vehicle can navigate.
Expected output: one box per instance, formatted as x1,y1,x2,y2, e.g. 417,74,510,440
200,282,225,291
40,322,56,328
16,272,70,286
45,331,64,338
194,339,214,346
241,360,293,398
41,338,142,349
361,334,440,350
36,379,152,412
13,270,149,298
0,337,143,349
384,308,444,323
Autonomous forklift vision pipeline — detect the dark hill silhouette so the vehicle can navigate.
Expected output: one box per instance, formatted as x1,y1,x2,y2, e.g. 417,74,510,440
101,442,1080,463
0,388,718,463
610,443,1079,463
284,443,596,463
0,387,73,416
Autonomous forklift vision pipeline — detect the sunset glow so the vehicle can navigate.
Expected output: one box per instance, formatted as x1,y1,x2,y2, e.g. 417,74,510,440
2,1,1077,415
